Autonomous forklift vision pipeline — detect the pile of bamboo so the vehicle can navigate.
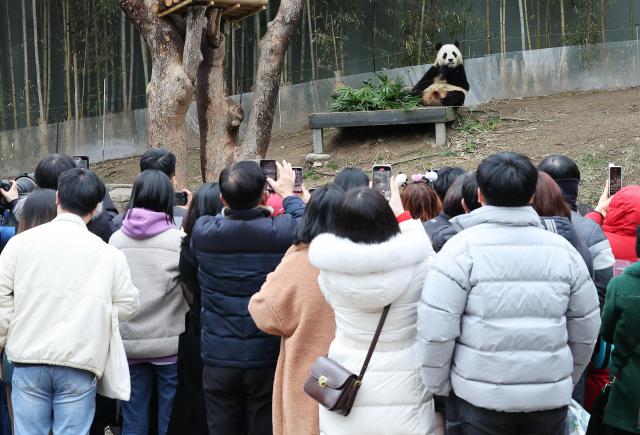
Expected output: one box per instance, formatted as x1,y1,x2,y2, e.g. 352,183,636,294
152,0,267,19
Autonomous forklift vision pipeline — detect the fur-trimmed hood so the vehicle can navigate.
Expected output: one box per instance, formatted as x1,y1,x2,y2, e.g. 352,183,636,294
309,219,434,309
309,219,433,275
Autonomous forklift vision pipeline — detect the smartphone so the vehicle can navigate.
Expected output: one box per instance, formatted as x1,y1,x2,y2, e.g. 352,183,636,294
609,164,622,197
260,160,277,192
372,165,392,200
174,191,188,206
293,167,303,193
73,155,89,170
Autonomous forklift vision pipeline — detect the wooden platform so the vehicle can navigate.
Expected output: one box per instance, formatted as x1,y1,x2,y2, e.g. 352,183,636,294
308,107,457,153
153,0,268,20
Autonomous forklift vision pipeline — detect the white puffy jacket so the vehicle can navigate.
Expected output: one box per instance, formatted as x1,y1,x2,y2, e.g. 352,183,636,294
418,206,600,412
309,219,437,435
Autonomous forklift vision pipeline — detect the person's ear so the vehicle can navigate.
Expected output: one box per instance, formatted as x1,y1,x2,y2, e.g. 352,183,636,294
477,187,486,206
528,194,535,205
219,193,229,208
55,191,61,207
461,198,470,213
260,190,269,206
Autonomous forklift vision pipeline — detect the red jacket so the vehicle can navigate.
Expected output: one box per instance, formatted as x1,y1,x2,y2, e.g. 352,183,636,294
586,185,640,262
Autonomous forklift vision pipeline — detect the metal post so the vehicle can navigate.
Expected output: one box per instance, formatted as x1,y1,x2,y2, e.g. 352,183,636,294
102,79,107,162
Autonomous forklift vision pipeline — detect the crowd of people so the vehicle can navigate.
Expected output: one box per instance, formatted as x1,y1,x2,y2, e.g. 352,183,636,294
0,148,637,435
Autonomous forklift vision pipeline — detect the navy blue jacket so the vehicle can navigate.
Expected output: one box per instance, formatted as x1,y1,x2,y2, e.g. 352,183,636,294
192,196,305,368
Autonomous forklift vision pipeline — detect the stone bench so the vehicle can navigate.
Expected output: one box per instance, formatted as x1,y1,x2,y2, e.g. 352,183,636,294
308,107,457,153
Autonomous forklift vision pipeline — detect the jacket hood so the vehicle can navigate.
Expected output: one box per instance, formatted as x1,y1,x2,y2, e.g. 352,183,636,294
451,206,543,230
604,186,640,237
623,260,640,278
309,219,433,275
121,208,173,240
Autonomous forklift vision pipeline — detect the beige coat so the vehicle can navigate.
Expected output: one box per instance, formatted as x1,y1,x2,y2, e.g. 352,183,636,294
0,214,139,377
249,244,335,435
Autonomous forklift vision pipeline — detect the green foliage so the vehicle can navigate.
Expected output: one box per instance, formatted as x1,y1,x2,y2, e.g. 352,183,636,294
329,74,421,112
455,115,501,135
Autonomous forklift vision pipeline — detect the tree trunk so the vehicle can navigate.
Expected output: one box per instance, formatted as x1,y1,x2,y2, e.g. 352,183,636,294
560,0,566,45
32,0,44,125
120,0,206,189
5,0,19,130
253,14,261,81
121,11,128,111
485,0,492,54
197,10,244,181
21,0,31,127
239,0,305,159
600,0,606,43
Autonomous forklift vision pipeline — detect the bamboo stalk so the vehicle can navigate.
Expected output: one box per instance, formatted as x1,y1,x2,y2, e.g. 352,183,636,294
524,0,531,50
560,0,565,45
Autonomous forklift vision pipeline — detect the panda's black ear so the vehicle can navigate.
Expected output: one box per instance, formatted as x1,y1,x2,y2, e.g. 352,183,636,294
435,43,443,51
454,41,460,48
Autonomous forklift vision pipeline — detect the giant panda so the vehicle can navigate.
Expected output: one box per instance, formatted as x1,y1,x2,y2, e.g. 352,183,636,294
411,42,470,107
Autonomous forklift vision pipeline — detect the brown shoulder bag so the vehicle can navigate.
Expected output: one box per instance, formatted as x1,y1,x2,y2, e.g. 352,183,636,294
303,305,390,417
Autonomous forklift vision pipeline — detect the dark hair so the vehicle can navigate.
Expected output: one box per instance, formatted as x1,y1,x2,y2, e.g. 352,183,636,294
294,184,344,245
433,166,465,201
334,167,370,192
334,187,400,244
18,189,57,234
219,161,266,210
532,172,572,218
477,152,538,207
442,174,465,217
537,155,581,180
127,170,175,222
400,182,441,222
461,172,481,212
182,182,224,235
140,149,177,178
57,169,106,216
34,154,77,189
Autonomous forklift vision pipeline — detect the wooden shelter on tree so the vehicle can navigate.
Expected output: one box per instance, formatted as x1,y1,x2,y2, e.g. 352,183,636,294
152,0,267,20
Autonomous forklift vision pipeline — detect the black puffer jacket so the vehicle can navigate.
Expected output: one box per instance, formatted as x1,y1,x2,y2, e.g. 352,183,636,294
541,216,594,278
423,213,459,252
192,197,305,369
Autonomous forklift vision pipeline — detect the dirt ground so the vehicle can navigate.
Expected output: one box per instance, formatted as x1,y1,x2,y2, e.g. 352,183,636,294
94,87,640,206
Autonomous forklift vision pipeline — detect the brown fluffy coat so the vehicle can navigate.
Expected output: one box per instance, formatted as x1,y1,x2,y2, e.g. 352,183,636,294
249,244,336,435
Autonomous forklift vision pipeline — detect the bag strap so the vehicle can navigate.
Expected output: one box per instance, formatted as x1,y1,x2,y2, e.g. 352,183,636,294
357,305,391,383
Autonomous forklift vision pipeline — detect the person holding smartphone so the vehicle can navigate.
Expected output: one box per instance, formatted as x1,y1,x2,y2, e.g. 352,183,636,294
191,160,305,435
586,181,640,262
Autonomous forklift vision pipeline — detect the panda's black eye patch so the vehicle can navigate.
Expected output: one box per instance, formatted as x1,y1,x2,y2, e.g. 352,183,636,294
442,53,447,59
453,52,458,58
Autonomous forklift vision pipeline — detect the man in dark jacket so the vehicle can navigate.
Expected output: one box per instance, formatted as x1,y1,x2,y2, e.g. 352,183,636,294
425,172,480,252
538,155,615,307
192,160,305,435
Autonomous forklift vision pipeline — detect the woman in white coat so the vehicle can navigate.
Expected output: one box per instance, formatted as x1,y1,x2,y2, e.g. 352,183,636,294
308,184,437,435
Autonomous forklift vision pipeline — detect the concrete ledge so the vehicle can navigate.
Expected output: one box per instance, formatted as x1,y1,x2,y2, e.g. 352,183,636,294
309,107,456,129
